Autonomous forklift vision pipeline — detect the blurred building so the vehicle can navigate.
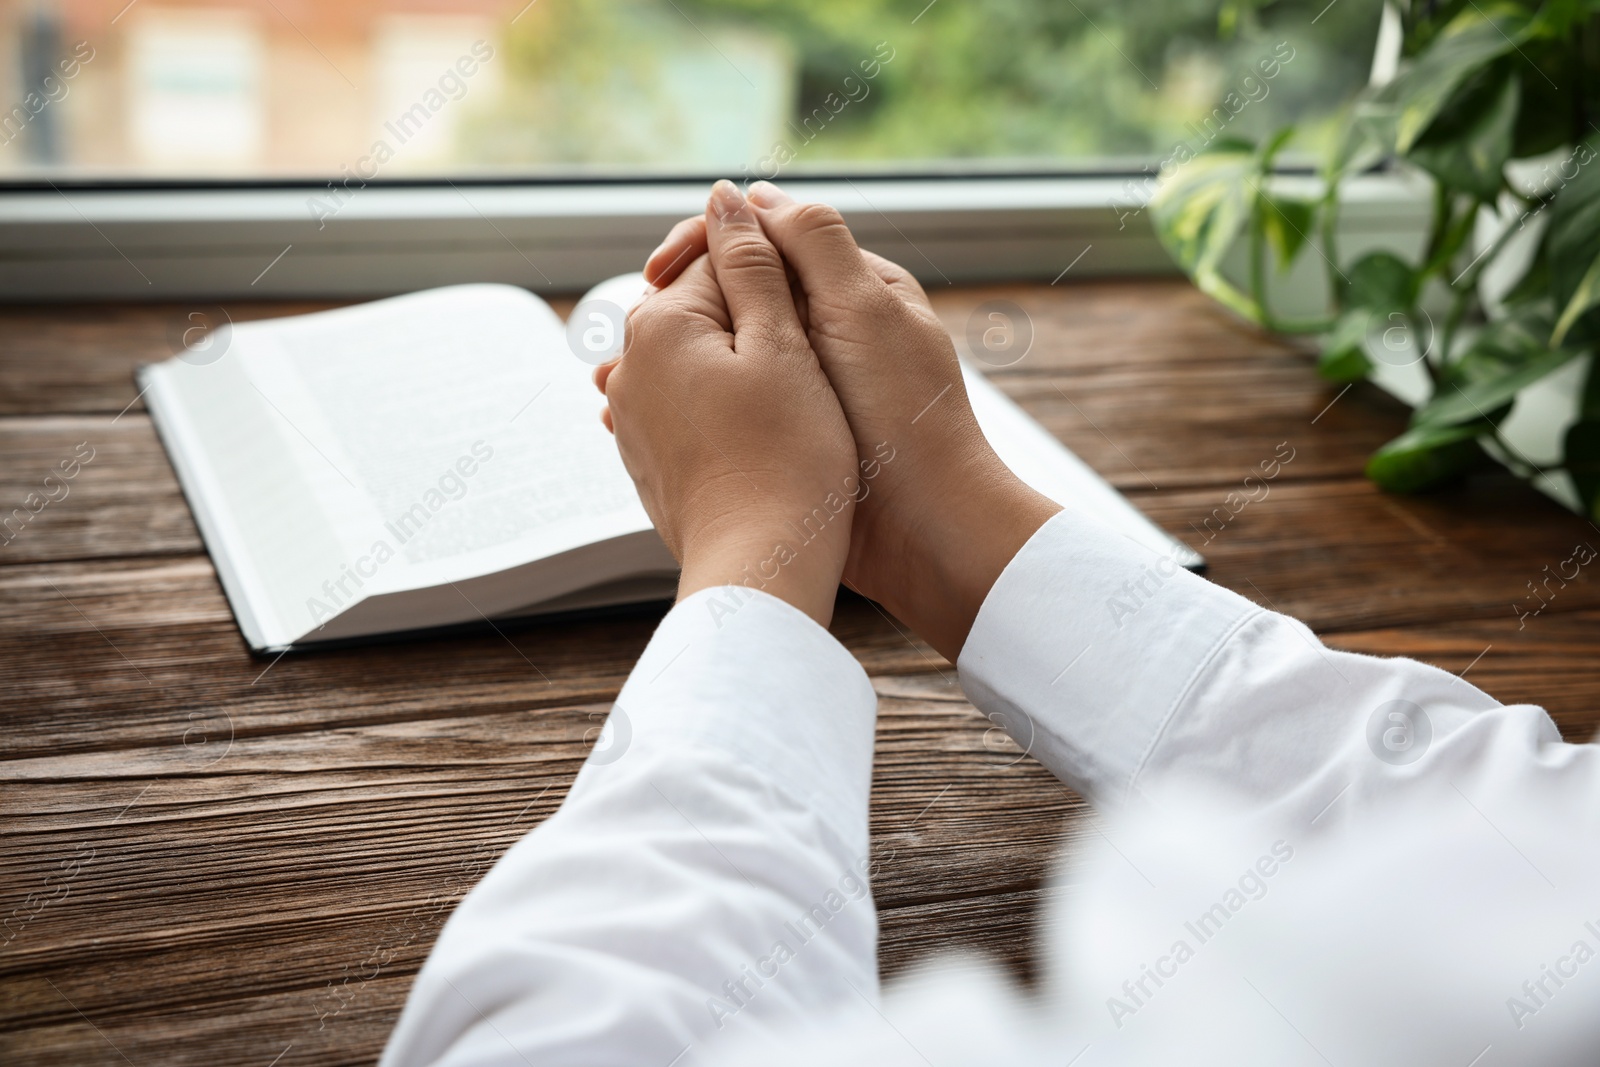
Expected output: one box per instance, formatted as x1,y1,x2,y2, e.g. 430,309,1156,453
0,0,509,175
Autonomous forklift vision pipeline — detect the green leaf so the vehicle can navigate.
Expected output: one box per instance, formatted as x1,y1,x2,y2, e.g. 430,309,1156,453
1545,136,1600,345
1522,0,1596,43
1256,127,1296,167
1570,353,1600,519
1448,303,1556,383
1407,62,1518,200
1261,194,1315,271
1410,306,1568,431
1565,418,1600,521
1327,106,1387,179
1366,421,1490,494
1349,6,1528,163
1511,37,1576,157
1390,8,1528,153
1581,351,1600,421
1218,0,1241,37
1320,345,1372,383
1500,251,1549,308
1318,310,1374,382
1552,251,1600,346
1149,145,1255,275
1205,135,1261,156
1415,347,1579,427
1149,142,1262,321
1344,251,1417,313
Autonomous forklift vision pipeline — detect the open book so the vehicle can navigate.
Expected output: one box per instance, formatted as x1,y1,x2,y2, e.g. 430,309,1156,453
141,276,1201,654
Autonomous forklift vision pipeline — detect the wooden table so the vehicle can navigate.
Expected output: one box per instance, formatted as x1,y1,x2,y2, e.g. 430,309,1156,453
4,280,1598,1066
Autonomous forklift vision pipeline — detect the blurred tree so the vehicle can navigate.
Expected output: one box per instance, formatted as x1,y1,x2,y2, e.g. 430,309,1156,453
461,0,1384,170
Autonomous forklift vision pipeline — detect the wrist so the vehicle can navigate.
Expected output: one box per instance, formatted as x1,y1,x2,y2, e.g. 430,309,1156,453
677,521,849,629
875,453,1059,661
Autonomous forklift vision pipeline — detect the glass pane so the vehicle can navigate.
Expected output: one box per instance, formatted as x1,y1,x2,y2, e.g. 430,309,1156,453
0,0,1382,179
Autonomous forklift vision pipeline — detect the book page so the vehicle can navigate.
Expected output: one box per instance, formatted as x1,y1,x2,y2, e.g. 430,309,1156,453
143,345,352,650
234,285,652,605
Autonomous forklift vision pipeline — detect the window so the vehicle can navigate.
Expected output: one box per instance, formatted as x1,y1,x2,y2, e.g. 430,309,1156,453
0,0,1419,300
3,0,1383,179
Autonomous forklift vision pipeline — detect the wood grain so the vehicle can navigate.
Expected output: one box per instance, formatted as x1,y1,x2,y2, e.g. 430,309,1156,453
7,602,1600,1065
1132,471,1600,631
1324,614,1600,742
0,302,347,417
0,688,1077,1059
0,417,198,564
0,562,941,760
0,298,574,418
927,278,1302,373
4,282,1599,1067
993,367,1410,490
2,469,1593,763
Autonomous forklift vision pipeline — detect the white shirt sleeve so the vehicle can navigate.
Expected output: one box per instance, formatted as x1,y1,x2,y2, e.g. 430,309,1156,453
690,507,1600,1067
956,505,1545,821
383,507,1600,1067
379,586,882,1067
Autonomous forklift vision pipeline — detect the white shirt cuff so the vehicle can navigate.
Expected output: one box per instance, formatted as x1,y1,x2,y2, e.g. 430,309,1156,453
957,507,1260,804
596,586,879,850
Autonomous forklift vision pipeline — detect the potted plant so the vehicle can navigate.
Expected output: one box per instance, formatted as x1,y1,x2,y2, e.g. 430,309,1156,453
1149,0,1600,518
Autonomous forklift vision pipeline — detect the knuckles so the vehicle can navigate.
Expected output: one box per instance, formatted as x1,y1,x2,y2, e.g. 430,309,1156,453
737,314,808,356
713,231,788,276
780,201,849,240
806,276,904,340
616,300,720,402
625,297,694,355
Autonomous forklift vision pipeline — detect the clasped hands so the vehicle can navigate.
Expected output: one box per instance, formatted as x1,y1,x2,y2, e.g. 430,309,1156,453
595,180,1060,661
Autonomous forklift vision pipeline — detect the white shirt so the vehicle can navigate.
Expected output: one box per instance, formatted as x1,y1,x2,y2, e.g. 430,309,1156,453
380,507,1600,1067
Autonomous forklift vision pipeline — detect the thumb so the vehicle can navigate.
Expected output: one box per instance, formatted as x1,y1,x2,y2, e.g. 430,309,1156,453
704,180,808,353
745,182,885,315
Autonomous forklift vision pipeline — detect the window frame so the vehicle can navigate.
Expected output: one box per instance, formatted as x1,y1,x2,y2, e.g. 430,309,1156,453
3,0,1414,300
0,169,1430,300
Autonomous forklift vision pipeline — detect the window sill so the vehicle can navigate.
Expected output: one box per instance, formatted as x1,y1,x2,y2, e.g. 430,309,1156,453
0,174,1430,300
